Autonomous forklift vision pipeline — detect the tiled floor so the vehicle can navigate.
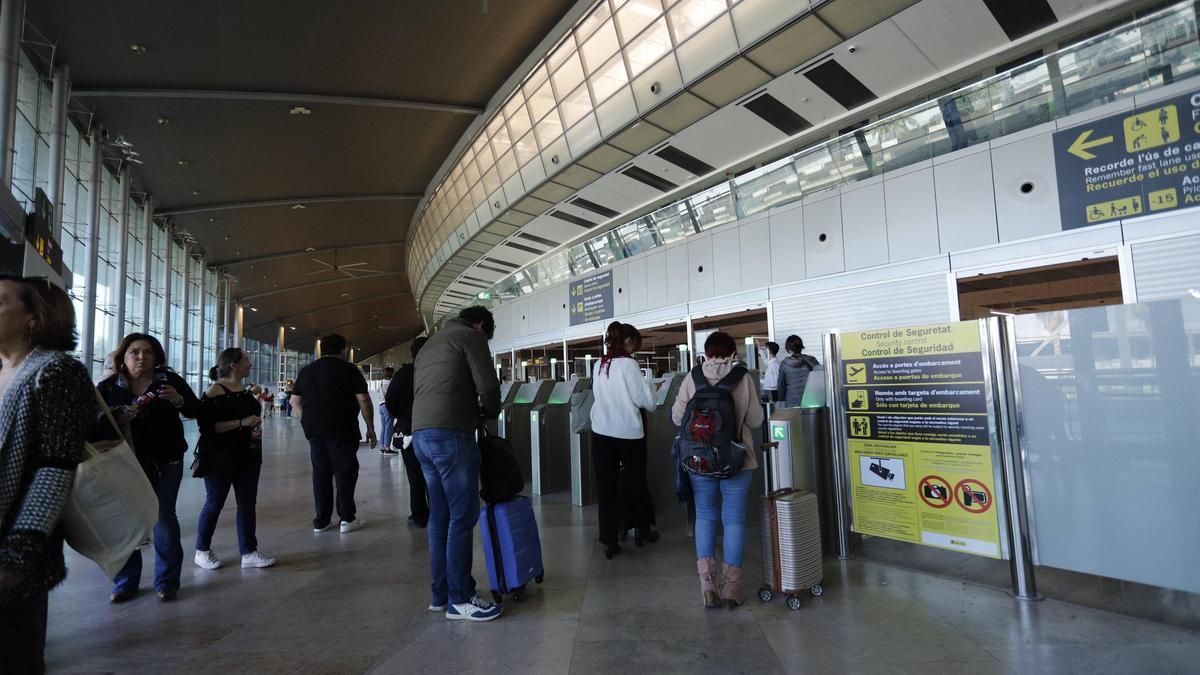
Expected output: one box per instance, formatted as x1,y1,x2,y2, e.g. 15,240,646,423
45,417,1200,674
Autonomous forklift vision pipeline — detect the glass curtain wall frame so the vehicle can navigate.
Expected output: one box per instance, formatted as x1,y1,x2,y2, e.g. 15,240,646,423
443,1,1200,316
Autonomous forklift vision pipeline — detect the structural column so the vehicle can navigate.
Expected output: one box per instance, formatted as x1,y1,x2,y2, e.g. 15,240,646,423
47,65,69,239
277,325,285,387
180,245,191,377
234,303,244,348
161,223,172,341
79,125,104,371
0,0,25,188
140,196,154,332
222,275,232,350
113,169,130,337
197,258,207,391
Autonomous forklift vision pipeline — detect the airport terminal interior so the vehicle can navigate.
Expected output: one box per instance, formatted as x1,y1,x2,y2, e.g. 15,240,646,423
2,0,1200,673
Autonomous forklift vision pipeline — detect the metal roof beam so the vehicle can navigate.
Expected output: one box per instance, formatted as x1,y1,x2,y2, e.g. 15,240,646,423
158,194,423,217
70,87,483,116
213,241,403,268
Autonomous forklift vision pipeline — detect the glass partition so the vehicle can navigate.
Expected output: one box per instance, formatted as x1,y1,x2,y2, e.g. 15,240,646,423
1013,299,1200,593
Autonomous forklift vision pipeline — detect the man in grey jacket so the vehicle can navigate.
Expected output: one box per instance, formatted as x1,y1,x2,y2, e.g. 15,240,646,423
411,306,502,622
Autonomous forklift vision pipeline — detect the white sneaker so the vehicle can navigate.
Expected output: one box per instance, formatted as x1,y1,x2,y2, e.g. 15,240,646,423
340,518,365,533
194,550,222,570
446,595,503,622
241,551,277,568
313,522,335,533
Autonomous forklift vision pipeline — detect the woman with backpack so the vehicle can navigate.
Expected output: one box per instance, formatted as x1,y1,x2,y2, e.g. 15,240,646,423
776,334,820,408
193,348,276,571
589,321,658,560
671,331,763,608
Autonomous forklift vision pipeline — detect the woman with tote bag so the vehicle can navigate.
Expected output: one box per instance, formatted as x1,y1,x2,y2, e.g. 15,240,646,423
0,275,97,674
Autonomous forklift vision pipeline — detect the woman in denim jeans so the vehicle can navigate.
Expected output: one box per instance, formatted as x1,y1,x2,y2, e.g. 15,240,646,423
670,331,763,608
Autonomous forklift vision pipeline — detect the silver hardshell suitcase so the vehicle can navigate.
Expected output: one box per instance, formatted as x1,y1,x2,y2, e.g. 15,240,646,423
758,442,824,610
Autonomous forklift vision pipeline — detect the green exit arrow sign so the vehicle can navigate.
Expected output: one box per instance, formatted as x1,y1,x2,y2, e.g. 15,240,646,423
772,425,786,440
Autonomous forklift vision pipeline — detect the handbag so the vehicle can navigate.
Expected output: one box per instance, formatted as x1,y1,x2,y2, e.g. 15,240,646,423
191,428,235,478
60,393,159,579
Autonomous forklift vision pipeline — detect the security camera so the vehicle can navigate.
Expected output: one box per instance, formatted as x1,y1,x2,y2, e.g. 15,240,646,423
847,45,857,54
649,81,662,95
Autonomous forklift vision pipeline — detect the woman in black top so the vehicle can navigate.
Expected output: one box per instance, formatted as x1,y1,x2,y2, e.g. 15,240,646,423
96,333,200,603
193,348,276,570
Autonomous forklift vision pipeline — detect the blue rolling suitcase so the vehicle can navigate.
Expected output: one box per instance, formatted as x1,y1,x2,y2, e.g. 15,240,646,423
480,496,545,603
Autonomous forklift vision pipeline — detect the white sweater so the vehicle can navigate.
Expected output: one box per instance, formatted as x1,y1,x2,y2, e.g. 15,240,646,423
589,357,656,439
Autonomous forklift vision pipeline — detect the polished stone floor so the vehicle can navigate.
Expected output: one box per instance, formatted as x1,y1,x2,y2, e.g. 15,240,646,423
46,415,1200,674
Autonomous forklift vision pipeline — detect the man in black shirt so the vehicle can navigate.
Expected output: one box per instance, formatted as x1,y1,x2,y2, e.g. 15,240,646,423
290,334,375,534
384,337,428,528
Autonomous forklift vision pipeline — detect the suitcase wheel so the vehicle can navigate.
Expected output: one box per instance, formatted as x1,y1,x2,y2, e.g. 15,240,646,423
535,572,545,584
786,595,802,611
758,587,773,603
809,583,823,597
511,585,525,602
491,590,503,604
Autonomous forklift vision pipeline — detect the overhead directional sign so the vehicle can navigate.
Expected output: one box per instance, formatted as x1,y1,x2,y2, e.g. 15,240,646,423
1053,90,1200,230
568,270,613,326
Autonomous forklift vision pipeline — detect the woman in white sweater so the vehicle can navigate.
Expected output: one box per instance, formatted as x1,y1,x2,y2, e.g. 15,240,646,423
589,321,658,559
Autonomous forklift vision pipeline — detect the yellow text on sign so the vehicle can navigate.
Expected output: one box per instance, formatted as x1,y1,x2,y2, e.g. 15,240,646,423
1086,195,1142,223
1149,188,1178,211
1123,105,1180,152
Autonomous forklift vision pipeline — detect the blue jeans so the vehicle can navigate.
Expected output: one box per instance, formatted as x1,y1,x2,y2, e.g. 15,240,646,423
113,460,184,593
689,469,754,567
378,404,392,445
413,428,481,605
195,462,262,555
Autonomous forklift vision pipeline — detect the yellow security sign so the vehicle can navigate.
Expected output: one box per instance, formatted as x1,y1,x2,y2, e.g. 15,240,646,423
1054,91,1200,230
845,362,866,384
1123,105,1179,152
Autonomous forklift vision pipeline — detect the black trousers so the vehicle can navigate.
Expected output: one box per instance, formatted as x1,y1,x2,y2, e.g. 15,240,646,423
399,443,430,526
0,589,48,674
591,432,654,547
309,435,360,527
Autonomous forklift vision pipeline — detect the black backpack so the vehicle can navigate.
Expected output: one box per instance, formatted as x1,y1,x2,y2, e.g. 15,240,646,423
478,428,524,503
675,365,748,479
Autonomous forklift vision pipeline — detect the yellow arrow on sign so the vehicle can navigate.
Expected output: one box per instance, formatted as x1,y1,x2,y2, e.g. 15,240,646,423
1068,129,1115,160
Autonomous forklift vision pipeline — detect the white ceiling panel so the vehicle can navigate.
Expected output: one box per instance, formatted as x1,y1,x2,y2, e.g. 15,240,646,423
762,72,846,128
892,0,1009,71
831,20,939,100
671,103,785,169
522,214,594,242
585,170,667,206
630,152,708,188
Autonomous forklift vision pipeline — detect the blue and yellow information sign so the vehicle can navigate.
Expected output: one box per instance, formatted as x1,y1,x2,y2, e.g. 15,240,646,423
568,270,613,326
1053,90,1200,230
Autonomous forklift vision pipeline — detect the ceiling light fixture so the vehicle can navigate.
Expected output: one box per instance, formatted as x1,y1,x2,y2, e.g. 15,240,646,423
191,190,202,197
129,43,147,55
304,247,316,252
176,159,189,166
289,326,296,330
289,106,312,116
248,306,258,312
222,236,230,241
156,116,171,126
291,204,306,210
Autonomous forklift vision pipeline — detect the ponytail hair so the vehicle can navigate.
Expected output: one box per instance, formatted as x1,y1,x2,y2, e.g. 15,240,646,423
599,321,641,376
208,366,219,382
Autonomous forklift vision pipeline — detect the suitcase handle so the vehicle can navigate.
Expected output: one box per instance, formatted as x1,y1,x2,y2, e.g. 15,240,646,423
761,441,778,497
